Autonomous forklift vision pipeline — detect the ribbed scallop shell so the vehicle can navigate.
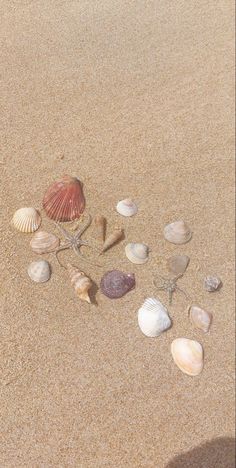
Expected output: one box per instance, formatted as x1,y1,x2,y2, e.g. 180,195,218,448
30,231,60,254
100,270,135,299
189,305,212,333
125,243,149,264
164,220,192,245
138,298,171,337
171,338,204,376
27,260,51,283
116,198,138,217
43,175,85,222
12,207,41,233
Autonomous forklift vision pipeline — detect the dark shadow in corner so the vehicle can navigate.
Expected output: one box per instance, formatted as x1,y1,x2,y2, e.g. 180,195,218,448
166,437,235,468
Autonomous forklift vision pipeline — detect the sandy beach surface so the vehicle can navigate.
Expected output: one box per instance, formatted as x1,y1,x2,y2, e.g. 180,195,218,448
0,1,235,467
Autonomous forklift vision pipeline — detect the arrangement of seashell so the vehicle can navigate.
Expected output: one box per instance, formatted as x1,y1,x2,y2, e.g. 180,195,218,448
67,264,92,303
125,242,149,264
43,174,85,222
100,270,135,299
30,231,60,254
12,207,41,233
164,220,192,245
27,260,51,283
171,338,204,376
138,298,171,337
116,198,138,217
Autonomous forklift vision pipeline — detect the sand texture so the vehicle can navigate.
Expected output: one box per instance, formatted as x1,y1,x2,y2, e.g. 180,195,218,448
0,1,235,467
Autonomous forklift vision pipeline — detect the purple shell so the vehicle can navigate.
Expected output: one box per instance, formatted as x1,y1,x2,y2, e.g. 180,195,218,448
100,270,135,299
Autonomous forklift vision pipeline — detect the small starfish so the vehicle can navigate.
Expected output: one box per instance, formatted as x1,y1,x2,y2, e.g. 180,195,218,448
53,214,99,268
153,273,189,305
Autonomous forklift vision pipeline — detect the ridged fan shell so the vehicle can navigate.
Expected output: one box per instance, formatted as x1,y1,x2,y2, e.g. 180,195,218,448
12,207,41,233
30,231,60,254
43,175,85,222
138,298,171,337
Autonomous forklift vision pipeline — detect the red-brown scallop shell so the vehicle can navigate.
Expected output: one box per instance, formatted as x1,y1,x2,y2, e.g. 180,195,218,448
43,175,85,222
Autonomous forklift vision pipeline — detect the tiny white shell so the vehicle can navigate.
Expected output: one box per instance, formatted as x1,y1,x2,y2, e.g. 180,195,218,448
164,220,192,245
30,231,60,254
116,198,138,217
171,338,204,376
27,260,51,283
125,243,149,264
138,298,171,337
12,207,41,233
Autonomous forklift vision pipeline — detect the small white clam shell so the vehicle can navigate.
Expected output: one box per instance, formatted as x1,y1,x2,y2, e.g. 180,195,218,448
189,305,212,333
125,243,149,264
12,207,41,233
204,275,222,292
30,231,60,254
116,198,138,217
171,338,204,376
27,260,51,283
164,220,192,245
138,298,171,337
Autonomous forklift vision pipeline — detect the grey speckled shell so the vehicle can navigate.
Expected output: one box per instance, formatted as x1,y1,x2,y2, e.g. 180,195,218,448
100,270,135,299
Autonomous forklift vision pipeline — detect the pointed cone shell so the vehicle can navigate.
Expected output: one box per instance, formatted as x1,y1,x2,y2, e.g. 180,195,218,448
116,198,138,217
125,243,149,264
171,338,204,376
189,305,212,333
167,255,190,276
164,220,192,245
43,175,85,222
12,207,41,233
94,215,106,242
67,264,92,303
100,270,135,298
138,298,171,337
27,260,51,283
30,230,60,254
102,228,123,253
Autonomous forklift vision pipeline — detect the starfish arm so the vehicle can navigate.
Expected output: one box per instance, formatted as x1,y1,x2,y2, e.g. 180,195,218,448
168,290,173,305
79,239,101,254
74,214,92,240
53,222,73,241
153,279,166,290
54,242,71,268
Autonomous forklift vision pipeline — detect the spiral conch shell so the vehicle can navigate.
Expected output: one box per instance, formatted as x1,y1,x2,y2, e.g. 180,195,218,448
30,231,60,254
138,298,171,337
164,220,192,245
116,198,138,217
188,305,212,333
68,264,92,303
171,338,204,376
125,243,149,264
27,260,51,283
12,207,41,233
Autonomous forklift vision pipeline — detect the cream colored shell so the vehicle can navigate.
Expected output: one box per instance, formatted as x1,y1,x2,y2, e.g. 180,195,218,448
12,207,41,233
171,338,204,376
138,298,171,337
116,198,138,217
27,260,51,283
30,231,60,254
164,220,192,245
125,243,149,264
189,305,212,333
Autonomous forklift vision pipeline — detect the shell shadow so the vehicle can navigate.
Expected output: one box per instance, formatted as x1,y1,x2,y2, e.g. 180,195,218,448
89,279,99,306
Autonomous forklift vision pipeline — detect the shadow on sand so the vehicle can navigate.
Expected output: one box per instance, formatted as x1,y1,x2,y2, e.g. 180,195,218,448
166,437,235,468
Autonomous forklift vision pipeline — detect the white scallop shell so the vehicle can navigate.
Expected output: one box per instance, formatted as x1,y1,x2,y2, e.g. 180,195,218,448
116,198,138,217
171,338,204,376
138,298,171,337
164,220,192,245
125,243,149,264
189,305,212,333
12,207,41,233
27,260,51,283
30,231,60,254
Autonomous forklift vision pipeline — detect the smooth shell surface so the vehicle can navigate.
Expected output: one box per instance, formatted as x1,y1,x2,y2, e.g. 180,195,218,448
125,243,149,264
12,207,41,233
30,231,60,254
100,270,135,298
204,275,222,292
43,174,85,222
116,199,138,217
189,305,212,333
138,298,171,337
27,260,51,283
164,220,192,245
167,255,190,276
171,338,204,376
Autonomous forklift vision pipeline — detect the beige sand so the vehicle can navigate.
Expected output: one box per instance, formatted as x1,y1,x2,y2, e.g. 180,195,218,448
0,1,235,467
